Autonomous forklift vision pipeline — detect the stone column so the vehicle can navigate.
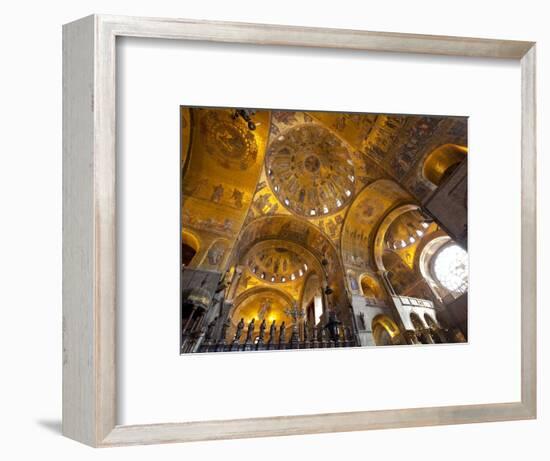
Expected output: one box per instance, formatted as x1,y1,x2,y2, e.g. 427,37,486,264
191,327,207,353
226,265,243,303
320,259,331,319
419,329,435,344
403,330,421,345
378,270,397,297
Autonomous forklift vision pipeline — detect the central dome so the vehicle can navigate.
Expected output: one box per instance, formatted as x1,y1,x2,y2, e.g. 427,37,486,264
266,124,356,217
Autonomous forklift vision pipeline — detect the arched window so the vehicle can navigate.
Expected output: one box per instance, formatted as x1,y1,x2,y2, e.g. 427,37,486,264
424,313,438,329
431,243,468,296
423,144,467,186
360,274,383,300
419,236,468,302
181,230,200,268
371,315,401,346
372,324,393,346
410,312,436,344
181,242,197,267
409,312,425,331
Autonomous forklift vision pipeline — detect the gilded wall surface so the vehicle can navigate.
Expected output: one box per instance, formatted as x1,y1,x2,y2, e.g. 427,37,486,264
181,107,468,351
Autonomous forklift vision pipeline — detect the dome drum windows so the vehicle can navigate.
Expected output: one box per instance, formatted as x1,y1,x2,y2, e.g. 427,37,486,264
266,124,356,217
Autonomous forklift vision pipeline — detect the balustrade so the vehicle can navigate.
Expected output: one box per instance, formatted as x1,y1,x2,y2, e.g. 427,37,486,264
195,317,356,353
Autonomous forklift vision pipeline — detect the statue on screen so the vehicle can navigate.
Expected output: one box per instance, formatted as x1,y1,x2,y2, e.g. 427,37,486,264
234,318,245,341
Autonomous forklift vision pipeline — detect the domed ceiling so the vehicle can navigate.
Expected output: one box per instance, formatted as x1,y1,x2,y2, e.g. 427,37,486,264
385,209,432,250
266,124,356,217
200,109,259,171
234,216,348,307
181,107,468,290
247,245,309,284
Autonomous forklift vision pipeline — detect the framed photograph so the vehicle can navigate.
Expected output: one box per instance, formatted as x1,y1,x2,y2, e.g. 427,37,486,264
179,106,469,354
62,14,536,447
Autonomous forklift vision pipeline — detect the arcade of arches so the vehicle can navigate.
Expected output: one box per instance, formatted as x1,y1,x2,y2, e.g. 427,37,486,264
180,107,468,353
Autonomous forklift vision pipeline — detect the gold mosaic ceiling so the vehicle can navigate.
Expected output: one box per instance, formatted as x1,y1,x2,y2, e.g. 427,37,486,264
384,209,432,251
246,244,309,284
200,110,259,171
181,107,467,299
266,124,356,217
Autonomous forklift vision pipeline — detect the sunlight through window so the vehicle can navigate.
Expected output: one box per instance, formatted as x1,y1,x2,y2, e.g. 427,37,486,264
433,244,468,294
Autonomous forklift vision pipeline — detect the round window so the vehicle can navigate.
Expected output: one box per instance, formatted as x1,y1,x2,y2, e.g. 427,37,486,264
433,243,468,294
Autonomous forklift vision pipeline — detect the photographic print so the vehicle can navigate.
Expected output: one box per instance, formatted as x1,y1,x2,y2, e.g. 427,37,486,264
180,107,468,354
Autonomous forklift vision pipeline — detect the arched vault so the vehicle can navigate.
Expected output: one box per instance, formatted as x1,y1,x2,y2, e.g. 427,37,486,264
341,179,414,272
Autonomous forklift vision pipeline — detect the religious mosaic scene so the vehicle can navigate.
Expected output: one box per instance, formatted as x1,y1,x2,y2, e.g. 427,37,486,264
180,107,468,353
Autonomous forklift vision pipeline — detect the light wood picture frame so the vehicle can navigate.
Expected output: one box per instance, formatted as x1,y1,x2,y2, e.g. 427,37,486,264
62,14,537,447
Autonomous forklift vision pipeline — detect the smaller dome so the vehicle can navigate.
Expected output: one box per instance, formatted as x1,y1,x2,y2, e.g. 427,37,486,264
385,210,431,250
247,246,309,284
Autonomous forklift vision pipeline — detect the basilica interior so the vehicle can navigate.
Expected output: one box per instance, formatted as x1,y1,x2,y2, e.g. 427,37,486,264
180,107,468,353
